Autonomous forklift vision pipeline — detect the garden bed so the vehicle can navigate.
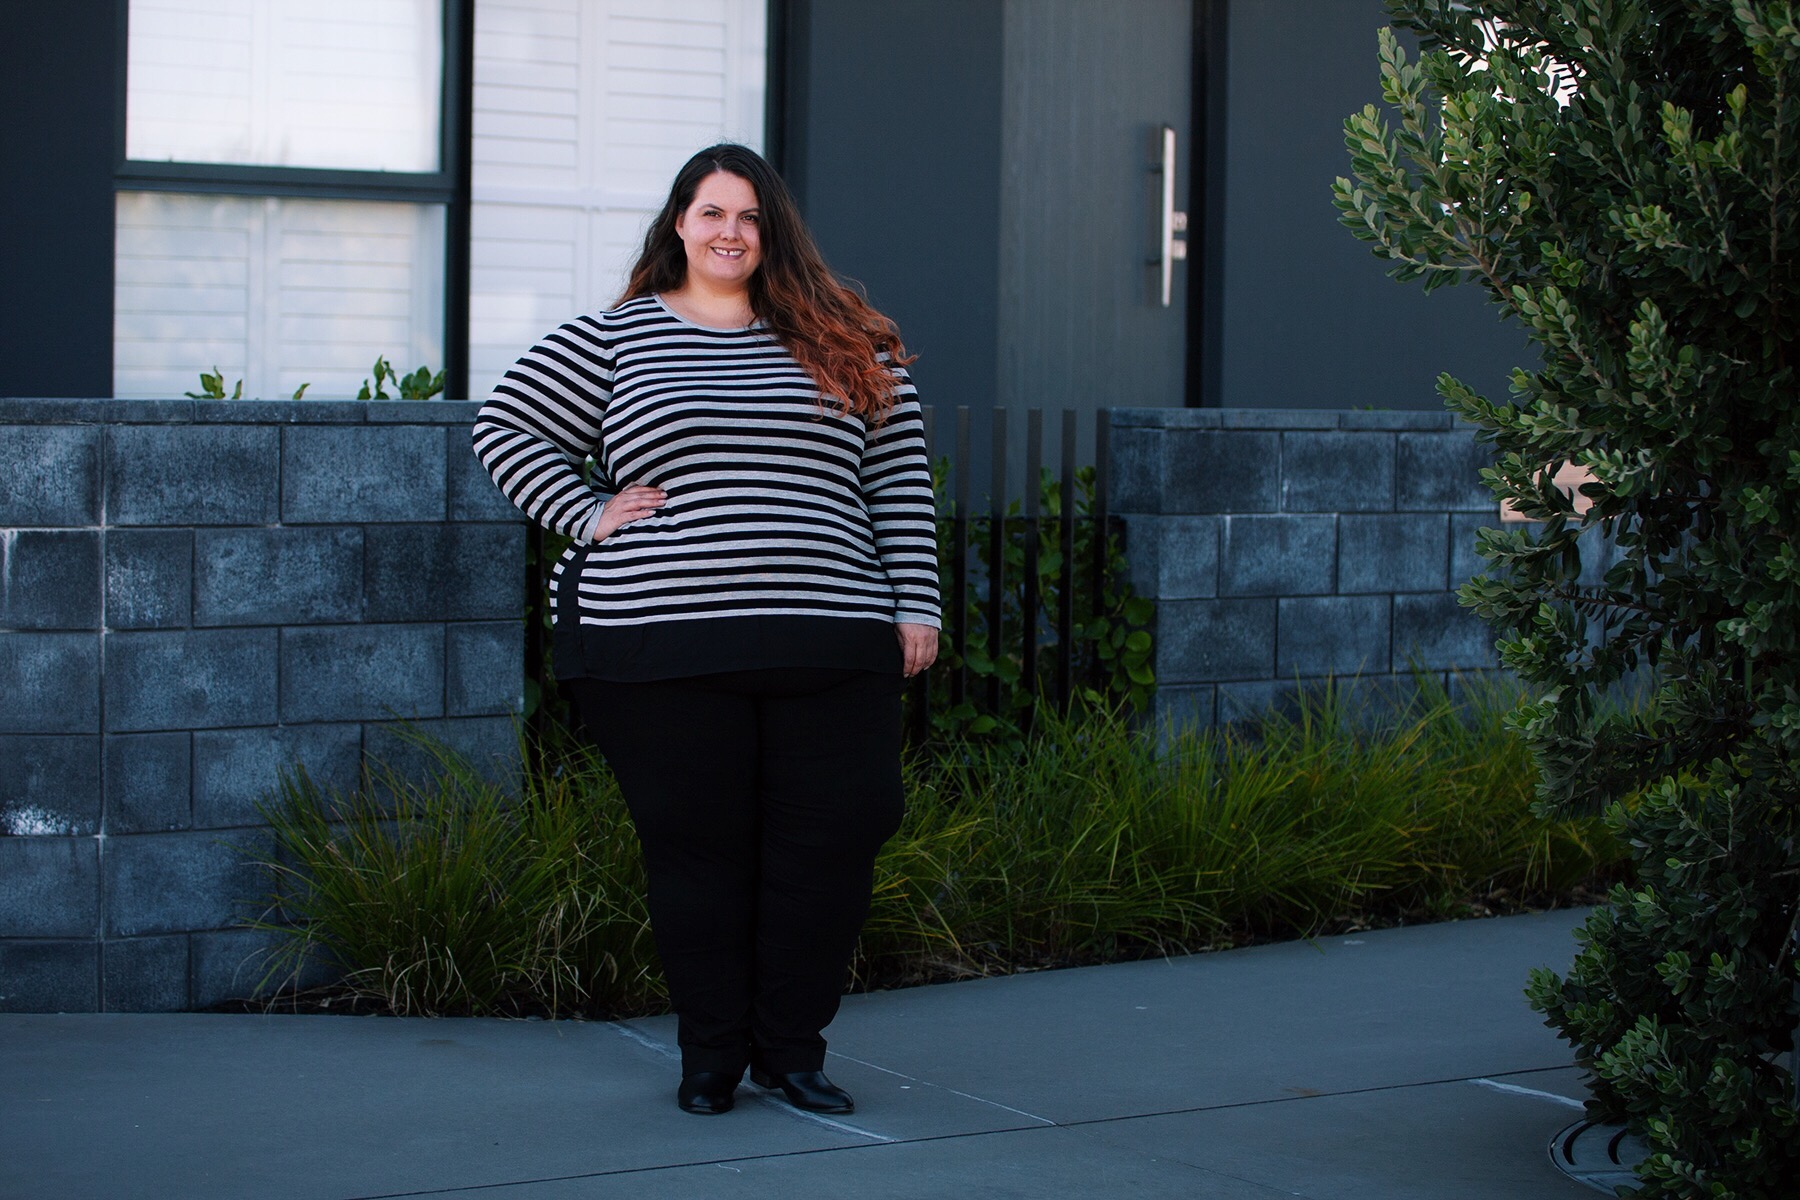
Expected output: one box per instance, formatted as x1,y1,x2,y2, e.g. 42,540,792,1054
235,676,1626,1019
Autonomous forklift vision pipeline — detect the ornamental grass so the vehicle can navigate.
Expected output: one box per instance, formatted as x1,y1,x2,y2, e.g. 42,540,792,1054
251,674,1624,1017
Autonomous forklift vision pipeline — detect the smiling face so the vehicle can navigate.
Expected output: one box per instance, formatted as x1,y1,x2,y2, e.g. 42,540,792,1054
673,170,763,294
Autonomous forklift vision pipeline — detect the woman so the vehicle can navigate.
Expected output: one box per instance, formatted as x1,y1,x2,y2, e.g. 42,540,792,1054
472,144,940,1117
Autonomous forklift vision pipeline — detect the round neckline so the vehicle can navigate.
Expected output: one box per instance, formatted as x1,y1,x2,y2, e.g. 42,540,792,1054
653,292,762,333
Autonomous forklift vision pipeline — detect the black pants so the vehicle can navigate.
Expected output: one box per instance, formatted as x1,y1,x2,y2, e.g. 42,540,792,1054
566,668,905,1076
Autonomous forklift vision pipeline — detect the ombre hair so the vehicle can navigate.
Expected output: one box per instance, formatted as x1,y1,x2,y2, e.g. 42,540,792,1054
620,143,913,423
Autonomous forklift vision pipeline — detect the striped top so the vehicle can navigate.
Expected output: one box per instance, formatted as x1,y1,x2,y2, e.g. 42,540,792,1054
472,294,941,681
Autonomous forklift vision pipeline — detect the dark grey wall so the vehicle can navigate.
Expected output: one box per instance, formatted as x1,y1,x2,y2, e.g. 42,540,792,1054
0,1,120,396
0,398,1521,1009
1109,406,1505,728
0,400,524,1013
780,0,1005,419
1211,0,1532,410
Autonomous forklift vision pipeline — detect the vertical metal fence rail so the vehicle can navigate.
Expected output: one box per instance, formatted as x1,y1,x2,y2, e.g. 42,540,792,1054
1020,408,1043,731
877,404,1123,744
1089,410,1112,691
1056,408,1077,706
951,407,971,712
525,524,549,743
985,407,1008,716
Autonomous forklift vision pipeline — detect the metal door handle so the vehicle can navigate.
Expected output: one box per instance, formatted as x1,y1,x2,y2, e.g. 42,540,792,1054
1155,125,1187,307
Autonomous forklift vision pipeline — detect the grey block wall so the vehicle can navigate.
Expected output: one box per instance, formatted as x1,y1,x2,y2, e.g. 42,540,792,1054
1110,408,1503,730
0,399,525,1012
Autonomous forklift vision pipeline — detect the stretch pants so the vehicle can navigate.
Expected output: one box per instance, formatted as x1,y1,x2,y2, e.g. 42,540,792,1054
566,668,905,1077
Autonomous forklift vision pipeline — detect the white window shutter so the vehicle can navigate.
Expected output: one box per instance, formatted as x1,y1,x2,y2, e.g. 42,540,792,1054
467,0,767,395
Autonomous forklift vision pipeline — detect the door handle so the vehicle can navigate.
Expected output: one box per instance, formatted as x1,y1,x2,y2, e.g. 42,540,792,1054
1154,125,1187,307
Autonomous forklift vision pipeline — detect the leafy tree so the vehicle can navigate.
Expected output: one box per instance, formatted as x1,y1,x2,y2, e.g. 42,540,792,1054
1334,2,1799,1194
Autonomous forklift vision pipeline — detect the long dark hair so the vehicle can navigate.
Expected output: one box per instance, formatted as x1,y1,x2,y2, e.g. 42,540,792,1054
620,143,912,423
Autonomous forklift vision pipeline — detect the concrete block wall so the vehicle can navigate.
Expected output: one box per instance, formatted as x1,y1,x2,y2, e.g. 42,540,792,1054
1109,408,1503,729
0,399,525,1012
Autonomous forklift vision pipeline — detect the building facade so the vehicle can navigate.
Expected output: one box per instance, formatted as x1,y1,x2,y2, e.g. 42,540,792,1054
4,1,1529,430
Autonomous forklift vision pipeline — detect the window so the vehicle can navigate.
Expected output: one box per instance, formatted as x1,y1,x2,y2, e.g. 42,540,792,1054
114,0,467,400
114,194,445,400
126,0,443,172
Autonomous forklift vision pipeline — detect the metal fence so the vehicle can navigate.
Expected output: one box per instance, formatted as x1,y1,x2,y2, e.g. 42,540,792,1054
909,406,1117,743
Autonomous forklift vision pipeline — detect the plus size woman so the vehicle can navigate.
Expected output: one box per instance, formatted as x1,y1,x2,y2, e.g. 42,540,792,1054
473,143,940,1116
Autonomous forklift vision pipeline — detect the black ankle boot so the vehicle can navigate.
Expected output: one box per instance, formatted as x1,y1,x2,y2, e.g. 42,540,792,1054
677,1071,739,1115
750,1066,854,1114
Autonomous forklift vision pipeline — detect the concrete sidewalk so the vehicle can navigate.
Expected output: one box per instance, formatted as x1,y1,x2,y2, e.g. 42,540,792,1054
1,909,1599,1199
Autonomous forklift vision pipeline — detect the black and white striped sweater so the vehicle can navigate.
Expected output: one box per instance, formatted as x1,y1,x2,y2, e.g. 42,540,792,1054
472,294,941,681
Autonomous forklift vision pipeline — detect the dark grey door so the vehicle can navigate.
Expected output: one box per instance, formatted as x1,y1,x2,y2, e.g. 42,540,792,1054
996,0,1194,416
779,0,1195,445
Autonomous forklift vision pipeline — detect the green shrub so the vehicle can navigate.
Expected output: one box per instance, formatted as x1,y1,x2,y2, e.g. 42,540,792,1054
358,355,444,401
1335,3,1800,1193
183,354,444,402
252,731,660,1017
921,461,1154,748
184,367,308,401
252,677,1623,1018
859,675,1619,987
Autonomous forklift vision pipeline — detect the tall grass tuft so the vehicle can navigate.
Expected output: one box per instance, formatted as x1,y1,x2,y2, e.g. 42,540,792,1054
253,730,661,1017
856,673,1620,987
251,677,1623,1017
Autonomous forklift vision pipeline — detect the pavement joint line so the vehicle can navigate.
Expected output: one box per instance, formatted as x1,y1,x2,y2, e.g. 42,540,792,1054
605,1020,897,1143
1467,1077,1587,1110
1046,1062,1583,1131
1471,1063,1589,1086
332,1123,1054,1200
341,1114,1330,1200
825,1050,1059,1127
603,1020,673,1058
741,1089,897,1142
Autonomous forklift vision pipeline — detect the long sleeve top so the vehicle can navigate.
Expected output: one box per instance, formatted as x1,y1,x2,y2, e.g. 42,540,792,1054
472,294,941,681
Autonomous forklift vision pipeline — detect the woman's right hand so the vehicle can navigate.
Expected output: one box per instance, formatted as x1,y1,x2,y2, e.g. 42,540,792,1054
590,484,666,542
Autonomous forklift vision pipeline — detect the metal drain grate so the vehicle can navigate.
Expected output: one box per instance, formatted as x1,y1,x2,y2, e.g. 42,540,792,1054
1550,1120,1648,1193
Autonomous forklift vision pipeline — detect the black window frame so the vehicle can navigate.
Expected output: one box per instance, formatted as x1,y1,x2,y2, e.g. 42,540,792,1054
110,0,474,397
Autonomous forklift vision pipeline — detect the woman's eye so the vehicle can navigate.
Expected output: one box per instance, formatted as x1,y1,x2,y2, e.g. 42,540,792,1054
742,213,758,224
